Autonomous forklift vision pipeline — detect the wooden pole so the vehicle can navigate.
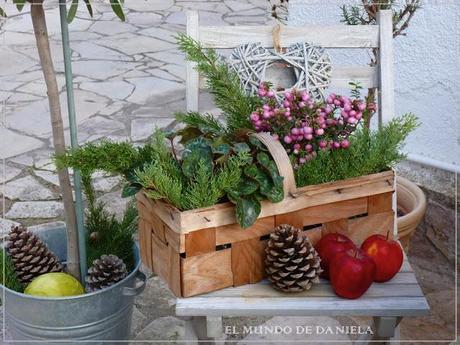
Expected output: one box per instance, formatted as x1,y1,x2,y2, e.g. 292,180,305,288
30,0,81,281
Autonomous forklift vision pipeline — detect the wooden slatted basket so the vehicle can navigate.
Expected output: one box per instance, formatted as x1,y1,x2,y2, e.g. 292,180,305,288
137,133,396,297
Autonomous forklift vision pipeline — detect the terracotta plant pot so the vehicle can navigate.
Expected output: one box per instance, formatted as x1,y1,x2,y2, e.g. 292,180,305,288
396,176,427,251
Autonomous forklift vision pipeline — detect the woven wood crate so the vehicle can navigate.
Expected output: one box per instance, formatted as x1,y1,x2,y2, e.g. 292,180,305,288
136,133,396,297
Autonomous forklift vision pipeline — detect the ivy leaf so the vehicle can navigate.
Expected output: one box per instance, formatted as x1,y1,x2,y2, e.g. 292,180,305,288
182,138,213,178
244,164,283,203
110,0,125,21
237,179,259,195
67,0,79,23
121,183,141,198
234,142,251,153
178,127,202,144
212,143,231,155
257,152,280,180
227,190,241,204
235,197,261,228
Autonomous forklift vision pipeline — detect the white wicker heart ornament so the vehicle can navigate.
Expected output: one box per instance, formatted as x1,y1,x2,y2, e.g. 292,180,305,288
228,42,332,102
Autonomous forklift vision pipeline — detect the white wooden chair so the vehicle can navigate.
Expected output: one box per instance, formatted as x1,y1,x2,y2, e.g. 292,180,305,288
178,10,429,345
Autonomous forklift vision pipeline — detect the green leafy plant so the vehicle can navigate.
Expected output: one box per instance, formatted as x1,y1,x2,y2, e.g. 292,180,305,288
176,34,261,133
0,250,24,293
295,113,419,186
85,202,138,271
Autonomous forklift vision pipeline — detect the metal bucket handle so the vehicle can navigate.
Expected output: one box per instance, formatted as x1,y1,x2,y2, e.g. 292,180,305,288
122,270,147,297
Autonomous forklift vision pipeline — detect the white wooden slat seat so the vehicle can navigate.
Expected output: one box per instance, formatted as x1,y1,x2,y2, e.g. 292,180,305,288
176,257,429,344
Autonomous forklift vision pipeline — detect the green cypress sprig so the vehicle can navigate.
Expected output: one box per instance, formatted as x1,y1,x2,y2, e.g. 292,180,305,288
295,113,419,186
176,33,260,133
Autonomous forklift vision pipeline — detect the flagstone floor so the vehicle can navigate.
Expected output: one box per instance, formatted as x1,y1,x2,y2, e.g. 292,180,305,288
0,1,456,344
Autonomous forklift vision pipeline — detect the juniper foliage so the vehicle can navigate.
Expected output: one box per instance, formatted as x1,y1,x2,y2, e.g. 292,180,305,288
295,114,419,186
85,201,138,271
0,249,24,293
176,33,260,132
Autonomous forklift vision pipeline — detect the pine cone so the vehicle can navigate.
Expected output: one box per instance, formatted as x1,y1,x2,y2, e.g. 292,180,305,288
265,224,323,292
86,254,128,292
6,225,63,284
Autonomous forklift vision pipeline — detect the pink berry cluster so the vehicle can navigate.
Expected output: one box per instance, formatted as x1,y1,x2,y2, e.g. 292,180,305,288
250,82,375,166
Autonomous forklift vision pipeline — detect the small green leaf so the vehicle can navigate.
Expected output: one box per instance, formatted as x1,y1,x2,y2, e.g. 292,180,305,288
13,0,25,12
212,143,231,155
110,0,125,21
257,152,280,180
67,0,79,23
234,142,251,153
121,183,141,198
178,127,202,144
235,197,261,228
83,0,93,17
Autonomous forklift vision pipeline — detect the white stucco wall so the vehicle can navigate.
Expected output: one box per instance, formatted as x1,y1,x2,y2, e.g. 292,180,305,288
288,0,460,166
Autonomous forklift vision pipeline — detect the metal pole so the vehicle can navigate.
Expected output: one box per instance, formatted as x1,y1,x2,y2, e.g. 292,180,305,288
59,0,87,282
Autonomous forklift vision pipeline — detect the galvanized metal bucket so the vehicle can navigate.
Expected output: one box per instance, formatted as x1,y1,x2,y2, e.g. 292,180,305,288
1,223,147,344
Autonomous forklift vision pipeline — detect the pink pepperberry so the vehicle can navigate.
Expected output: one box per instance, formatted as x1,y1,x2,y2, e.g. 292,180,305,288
291,128,300,135
293,143,301,150
334,99,341,106
263,111,271,119
284,135,292,144
304,126,313,134
305,144,313,151
250,113,259,122
333,141,341,149
344,103,352,112
255,120,262,126
326,97,334,104
315,128,324,136
358,102,366,111
299,101,306,108
304,133,313,140
284,91,293,100
355,112,362,120
263,104,270,111
301,92,310,101
287,116,293,121
325,106,332,114
283,100,290,108
299,157,307,164
341,140,350,148
349,110,357,117
347,117,357,124
319,140,327,148
272,134,279,140
267,91,275,98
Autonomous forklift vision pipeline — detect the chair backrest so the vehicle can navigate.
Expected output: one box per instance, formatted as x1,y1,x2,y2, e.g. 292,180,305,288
185,10,394,126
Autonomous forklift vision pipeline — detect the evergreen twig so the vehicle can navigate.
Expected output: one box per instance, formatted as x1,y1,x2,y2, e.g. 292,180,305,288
0,249,24,293
295,114,419,186
176,33,260,133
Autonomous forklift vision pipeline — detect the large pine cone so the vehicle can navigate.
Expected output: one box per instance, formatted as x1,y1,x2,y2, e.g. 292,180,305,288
86,254,128,292
265,224,323,292
6,225,63,284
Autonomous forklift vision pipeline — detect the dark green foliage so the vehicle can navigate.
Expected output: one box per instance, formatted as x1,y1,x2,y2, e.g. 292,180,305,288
295,114,419,186
0,250,24,293
85,202,138,271
176,34,261,132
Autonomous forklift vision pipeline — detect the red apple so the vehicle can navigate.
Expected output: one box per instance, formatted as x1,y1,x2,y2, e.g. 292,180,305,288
361,234,403,282
315,233,356,279
329,248,376,299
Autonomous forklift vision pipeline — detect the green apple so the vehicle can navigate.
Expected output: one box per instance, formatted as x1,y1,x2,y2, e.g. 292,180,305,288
25,272,84,297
